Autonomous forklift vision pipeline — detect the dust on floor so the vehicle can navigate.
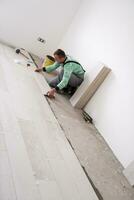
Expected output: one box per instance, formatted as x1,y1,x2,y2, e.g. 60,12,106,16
46,92,134,200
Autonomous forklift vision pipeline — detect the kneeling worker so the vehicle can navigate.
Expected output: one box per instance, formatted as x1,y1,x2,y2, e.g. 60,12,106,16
35,49,85,98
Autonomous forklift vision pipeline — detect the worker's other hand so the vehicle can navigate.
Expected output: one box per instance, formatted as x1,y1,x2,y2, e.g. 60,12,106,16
35,68,42,72
47,88,56,98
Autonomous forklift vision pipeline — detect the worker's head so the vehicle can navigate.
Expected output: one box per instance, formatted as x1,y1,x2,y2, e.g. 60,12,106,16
54,49,66,63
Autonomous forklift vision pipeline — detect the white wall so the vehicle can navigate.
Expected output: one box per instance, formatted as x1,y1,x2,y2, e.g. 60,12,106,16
59,0,134,168
0,0,81,57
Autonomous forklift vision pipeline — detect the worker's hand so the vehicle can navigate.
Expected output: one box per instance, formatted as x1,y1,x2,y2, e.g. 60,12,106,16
35,68,42,72
46,88,56,98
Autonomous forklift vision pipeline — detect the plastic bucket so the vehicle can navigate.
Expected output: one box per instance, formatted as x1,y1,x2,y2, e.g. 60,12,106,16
43,55,55,68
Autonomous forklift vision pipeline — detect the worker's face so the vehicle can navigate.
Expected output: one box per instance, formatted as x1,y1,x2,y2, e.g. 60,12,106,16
54,55,65,63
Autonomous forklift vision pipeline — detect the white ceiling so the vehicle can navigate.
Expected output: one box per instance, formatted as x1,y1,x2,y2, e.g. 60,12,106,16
0,0,81,57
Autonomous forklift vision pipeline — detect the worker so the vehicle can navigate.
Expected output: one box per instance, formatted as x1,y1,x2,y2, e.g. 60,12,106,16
35,49,85,98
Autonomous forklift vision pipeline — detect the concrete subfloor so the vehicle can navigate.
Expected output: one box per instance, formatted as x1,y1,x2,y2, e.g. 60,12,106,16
46,89,134,200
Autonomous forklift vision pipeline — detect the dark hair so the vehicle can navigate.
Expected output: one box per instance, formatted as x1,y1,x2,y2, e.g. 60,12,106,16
54,49,66,58
46,55,55,62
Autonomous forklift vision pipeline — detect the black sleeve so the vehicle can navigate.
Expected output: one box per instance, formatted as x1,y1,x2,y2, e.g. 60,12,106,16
55,86,60,91
43,67,46,72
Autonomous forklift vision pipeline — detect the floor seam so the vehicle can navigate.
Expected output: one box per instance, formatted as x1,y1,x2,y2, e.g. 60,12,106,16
46,97,104,200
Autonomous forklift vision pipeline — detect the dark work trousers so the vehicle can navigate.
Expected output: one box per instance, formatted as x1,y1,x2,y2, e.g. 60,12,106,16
48,69,84,90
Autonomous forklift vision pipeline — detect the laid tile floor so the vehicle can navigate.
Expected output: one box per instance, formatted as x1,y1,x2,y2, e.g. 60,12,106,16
0,43,99,200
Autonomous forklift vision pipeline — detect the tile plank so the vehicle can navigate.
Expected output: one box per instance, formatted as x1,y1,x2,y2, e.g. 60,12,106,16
38,180,63,200
0,92,41,200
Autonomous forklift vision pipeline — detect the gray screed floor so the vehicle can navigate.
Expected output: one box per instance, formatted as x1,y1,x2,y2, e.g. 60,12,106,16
0,43,134,200
48,93,134,200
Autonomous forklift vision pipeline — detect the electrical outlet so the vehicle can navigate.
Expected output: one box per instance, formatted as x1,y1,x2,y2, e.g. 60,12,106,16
37,37,46,44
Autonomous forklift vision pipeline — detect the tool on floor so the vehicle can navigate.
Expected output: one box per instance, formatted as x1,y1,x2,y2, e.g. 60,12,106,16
82,110,93,124
15,48,29,60
15,48,39,68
